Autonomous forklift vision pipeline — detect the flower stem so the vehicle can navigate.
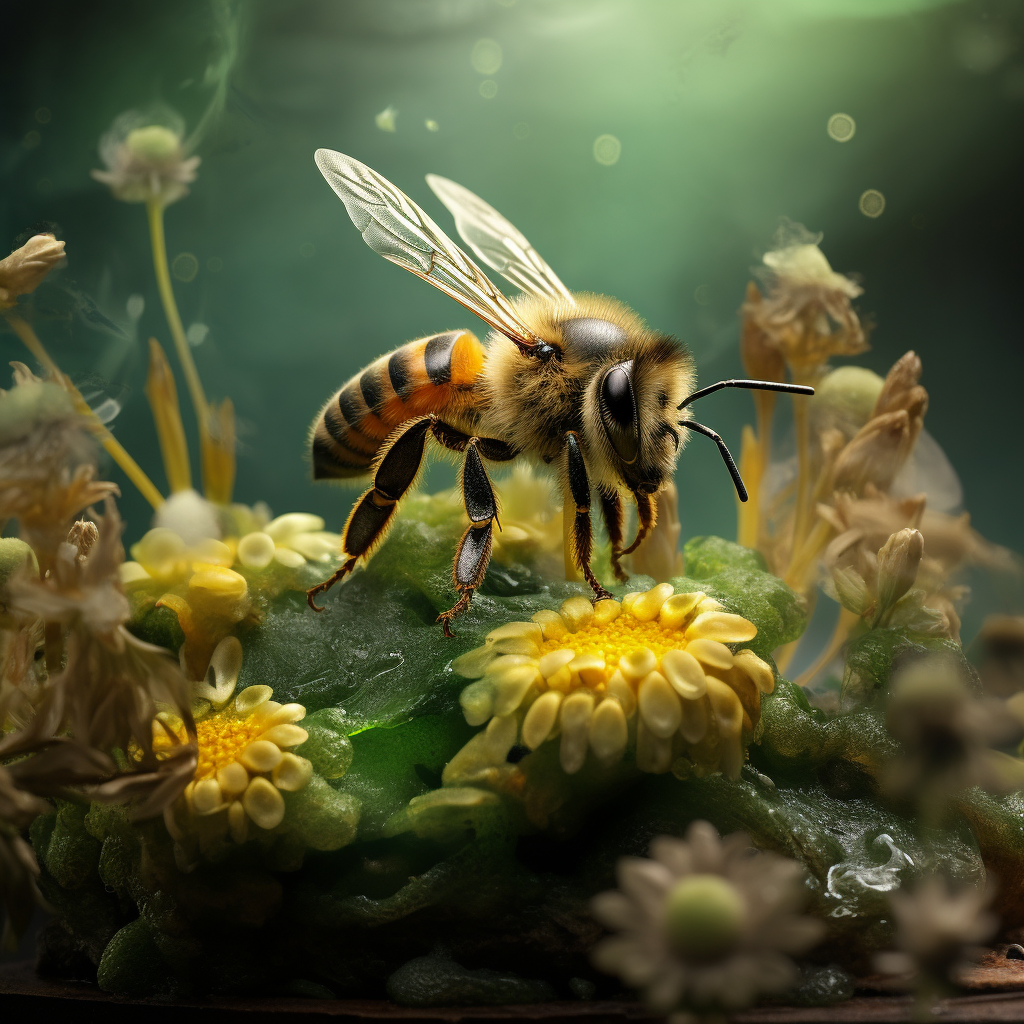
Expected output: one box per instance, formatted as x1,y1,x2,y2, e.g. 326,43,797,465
145,199,210,464
794,606,859,688
789,387,811,556
3,310,164,510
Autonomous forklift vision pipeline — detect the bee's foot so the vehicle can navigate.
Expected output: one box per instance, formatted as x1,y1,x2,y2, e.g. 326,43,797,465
437,590,474,636
306,558,356,612
591,588,615,604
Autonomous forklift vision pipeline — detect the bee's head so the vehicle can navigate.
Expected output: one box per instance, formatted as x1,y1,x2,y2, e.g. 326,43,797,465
584,336,695,496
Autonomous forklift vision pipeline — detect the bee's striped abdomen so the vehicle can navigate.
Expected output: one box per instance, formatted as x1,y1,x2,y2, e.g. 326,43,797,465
311,330,485,480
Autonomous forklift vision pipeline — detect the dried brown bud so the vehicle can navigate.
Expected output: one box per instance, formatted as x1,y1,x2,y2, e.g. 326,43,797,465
831,411,914,494
68,520,99,562
877,528,925,617
0,234,66,308
740,282,785,384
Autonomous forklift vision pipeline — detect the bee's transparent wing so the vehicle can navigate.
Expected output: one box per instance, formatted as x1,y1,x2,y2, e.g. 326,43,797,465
314,149,539,348
426,174,575,305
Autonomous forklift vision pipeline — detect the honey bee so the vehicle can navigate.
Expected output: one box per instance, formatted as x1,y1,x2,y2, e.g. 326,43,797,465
307,151,812,634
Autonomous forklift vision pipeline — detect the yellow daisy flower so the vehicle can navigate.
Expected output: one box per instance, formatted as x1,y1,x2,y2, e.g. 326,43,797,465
451,584,774,780
156,684,311,844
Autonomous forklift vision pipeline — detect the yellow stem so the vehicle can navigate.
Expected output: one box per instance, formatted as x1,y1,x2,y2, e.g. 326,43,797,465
4,311,163,510
736,425,761,549
784,518,834,593
146,199,210,455
790,389,811,554
794,606,859,689
145,338,192,493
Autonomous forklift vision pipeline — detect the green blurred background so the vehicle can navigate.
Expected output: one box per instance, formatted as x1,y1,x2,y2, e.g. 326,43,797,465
2,0,1022,639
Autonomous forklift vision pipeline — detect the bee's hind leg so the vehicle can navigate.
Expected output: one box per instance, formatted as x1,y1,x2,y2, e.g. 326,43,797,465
307,416,432,612
564,432,614,603
437,438,498,636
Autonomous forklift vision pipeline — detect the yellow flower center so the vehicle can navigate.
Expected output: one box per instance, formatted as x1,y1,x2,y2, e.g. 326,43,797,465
193,715,263,780
539,618,683,668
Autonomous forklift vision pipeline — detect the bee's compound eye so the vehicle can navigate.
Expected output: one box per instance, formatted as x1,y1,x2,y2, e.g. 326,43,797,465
599,362,639,464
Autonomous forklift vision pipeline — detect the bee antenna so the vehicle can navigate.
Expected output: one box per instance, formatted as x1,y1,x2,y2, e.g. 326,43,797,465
678,419,749,502
677,379,814,411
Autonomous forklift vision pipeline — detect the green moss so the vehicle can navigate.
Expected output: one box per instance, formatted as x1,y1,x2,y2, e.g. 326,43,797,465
386,953,556,1007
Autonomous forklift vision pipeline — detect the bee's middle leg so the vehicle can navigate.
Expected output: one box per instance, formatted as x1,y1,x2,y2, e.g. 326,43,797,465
564,432,613,602
307,416,432,611
621,488,656,556
599,487,629,583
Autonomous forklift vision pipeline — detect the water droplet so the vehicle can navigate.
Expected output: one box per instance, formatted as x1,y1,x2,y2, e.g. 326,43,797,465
471,38,503,76
593,134,621,166
859,189,885,218
827,113,856,142
172,252,199,282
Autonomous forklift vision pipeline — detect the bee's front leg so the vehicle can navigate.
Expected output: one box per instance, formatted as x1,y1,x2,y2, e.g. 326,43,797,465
438,438,497,637
564,432,613,603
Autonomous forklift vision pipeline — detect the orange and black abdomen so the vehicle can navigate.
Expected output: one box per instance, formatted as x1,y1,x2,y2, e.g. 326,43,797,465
310,330,485,480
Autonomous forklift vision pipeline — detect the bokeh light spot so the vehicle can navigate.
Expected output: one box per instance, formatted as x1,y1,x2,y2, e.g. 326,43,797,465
34,107,51,124
375,106,397,132
206,257,223,273
23,130,40,149
172,252,199,282
36,178,52,194
187,322,209,347
593,134,622,166
126,294,145,320
859,189,886,218
827,113,856,142
425,119,439,132
471,38,503,76
479,80,498,99
513,121,530,139
694,284,711,306
300,242,316,258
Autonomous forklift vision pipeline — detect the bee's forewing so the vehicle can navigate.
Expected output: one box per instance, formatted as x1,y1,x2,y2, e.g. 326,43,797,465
314,149,539,347
425,174,574,305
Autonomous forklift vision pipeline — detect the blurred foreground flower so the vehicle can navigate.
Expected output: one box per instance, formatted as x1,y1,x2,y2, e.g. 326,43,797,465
448,585,773,783
591,820,823,1014
0,234,65,309
91,108,199,207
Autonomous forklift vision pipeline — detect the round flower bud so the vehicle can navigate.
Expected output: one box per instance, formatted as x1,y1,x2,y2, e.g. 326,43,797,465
125,125,182,163
665,874,746,959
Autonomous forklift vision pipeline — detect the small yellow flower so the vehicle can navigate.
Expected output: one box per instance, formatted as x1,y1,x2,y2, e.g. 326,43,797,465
156,684,311,843
235,512,341,570
450,584,773,781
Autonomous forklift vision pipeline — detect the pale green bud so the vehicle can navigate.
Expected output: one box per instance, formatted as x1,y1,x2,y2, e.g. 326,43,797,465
124,125,181,163
665,874,746,959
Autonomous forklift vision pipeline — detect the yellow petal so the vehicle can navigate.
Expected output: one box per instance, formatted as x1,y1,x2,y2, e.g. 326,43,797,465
189,565,247,598
620,591,641,615
460,679,495,726
686,611,757,644
265,512,325,541
560,596,596,632
593,599,621,626
272,753,313,792
538,649,576,679
636,718,673,773
236,531,276,570
253,701,306,728
217,761,249,798
589,698,628,762
234,685,273,716
130,527,185,576
605,670,636,716
486,621,543,645
706,677,745,779
660,649,707,700
191,778,223,814
546,666,573,692
452,645,498,679
619,648,657,682
489,637,540,657
273,547,306,568
261,723,309,748
228,799,248,843
522,690,563,749
733,649,775,694
492,665,539,716
119,562,151,585
532,609,568,641
629,583,675,622
686,638,735,671
638,672,682,738
559,691,595,773
680,695,710,744
570,654,606,687
242,776,286,830
240,739,283,773
193,538,234,568
658,592,704,631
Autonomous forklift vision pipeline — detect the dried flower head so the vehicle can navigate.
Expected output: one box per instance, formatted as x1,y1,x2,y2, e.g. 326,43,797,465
449,585,773,782
882,656,1024,820
91,107,200,207
876,874,997,983
0,765,49,950
0,234,66,309
747,219,868,380
591,821,824,1013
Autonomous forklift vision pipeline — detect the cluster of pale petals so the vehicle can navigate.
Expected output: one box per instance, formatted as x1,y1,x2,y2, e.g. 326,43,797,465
234,512,341,569
454,584,774,778
164,685,312,844
591,822,824,1013
91,123,200,206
